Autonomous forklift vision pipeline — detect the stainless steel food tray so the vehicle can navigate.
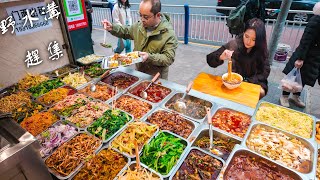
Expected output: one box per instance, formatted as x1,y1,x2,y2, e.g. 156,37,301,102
77,81,116,103
252,101,316,140
109,121,159,159
169,146,225,180
64,99,110,131
101,71,141,92
76,54,104,66
162,91,215,123
217,144,308,180
116,161,163,180
128,80,175,107
69,146,130,180
140,130,190,179
109,93,156,120
85,108,134,144
44,132,103,179
36,85,78,108
190,125,241,161
241,122,317,179
209,105,253,140
143,107,199,140
45,64,79,78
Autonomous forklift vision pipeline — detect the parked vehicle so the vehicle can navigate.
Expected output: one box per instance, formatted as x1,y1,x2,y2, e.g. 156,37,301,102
217,0,319,22
92,0,117,8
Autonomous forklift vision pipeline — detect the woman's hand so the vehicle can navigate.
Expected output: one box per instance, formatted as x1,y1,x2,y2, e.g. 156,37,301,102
295,59,304,68
219,50,234,61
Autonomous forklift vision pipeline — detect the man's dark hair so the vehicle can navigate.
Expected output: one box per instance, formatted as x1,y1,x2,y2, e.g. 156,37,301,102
142,0,161,15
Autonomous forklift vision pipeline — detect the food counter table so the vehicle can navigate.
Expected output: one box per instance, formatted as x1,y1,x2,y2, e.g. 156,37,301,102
193,72,261,108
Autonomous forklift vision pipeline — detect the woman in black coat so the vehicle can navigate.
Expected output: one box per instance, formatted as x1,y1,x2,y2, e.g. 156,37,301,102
280,2,320,108
207,18,270,99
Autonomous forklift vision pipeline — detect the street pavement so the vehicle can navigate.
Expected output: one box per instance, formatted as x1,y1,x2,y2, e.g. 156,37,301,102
92,28,320,118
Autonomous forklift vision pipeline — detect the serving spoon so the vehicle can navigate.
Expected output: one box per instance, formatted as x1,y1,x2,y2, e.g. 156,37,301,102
174,81,193,113
90,70,111,92
140,72,160,99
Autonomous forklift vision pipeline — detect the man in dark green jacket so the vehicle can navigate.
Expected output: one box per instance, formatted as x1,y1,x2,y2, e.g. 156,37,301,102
102,0,178,79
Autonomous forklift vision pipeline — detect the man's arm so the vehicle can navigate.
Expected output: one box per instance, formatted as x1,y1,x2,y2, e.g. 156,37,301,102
110,23,134,40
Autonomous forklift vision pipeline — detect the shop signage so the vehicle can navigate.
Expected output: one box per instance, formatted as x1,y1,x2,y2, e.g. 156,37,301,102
63,0,88,31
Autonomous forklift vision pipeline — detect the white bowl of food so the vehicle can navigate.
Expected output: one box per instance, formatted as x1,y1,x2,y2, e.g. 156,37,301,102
222,72,243,89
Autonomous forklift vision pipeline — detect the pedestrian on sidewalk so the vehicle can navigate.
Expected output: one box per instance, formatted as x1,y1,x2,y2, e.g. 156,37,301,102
206,18,270,99
112,0,132,53
102,0,178,80
280,2,320,108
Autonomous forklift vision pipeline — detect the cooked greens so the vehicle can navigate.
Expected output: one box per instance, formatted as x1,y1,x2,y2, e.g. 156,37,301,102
28,79,64,98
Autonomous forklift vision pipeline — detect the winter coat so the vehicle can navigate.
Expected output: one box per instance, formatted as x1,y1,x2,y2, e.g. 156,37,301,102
283,15,320,87
112,3,132,26
110,14,178,79
206,37,270,93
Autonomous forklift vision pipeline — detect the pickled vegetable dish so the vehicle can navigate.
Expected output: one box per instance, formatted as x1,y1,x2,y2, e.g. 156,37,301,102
18,73,49,90
147,110,193,138
115,95,152,119
0,91,31,113
11,101,44,123
255,103,313,138
45,133,101,177
84,63,106,78
111,121,157,156
173,149,223,180
73,149,127,180
87,109,132,141
211,109,251,138
130,82,171,103
36,123,77,158
37,86,76,106
20,112,59,136
141,132,186,175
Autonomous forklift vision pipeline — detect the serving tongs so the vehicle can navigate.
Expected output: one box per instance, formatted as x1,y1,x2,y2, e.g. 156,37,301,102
206,107,213,149
90,70,112,92
140,72,160,99
174,81,193,113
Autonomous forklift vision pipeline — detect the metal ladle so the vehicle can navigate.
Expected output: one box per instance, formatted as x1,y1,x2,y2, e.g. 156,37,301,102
140,72,160,99
206,107,213,149
90,70,111,92
174,81,193,112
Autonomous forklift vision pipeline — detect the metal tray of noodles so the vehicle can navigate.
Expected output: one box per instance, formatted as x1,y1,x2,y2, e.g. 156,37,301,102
220,144,306,180
163,92,214,123
117,161,163,180
144,107,198,140
44,132,102,179
252,101,315,140
242,122,317,178
70,146,130,180
170,146,224,180
191,126,241,161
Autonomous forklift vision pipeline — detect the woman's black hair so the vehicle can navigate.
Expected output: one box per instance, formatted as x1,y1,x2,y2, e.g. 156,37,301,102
244,18,268,60
118,0,131,8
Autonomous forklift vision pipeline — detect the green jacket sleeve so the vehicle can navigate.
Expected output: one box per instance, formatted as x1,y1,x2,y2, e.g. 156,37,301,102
110,23,134,40
147,35,178,67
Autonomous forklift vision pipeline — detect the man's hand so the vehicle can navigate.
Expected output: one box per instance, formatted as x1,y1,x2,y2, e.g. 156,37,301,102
295,59,304,68
139,52,149,62
101,19,112,31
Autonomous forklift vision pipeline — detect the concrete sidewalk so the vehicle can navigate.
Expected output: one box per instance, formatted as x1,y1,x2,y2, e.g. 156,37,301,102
91,28,319,118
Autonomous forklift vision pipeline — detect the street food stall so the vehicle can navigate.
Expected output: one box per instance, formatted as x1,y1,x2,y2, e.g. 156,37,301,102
1,1,320,180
